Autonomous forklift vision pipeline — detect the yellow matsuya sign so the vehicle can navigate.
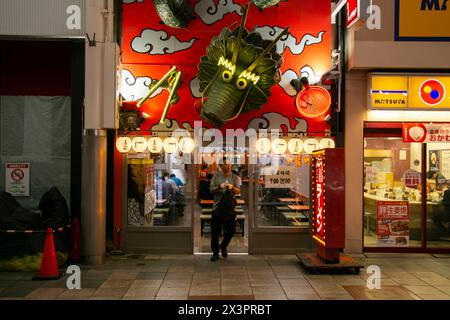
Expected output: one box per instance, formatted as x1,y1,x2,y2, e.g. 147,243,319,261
370,75,450,109
396,0,450,40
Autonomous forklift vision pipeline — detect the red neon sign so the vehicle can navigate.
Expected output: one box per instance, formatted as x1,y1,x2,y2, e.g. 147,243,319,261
313,155,325,243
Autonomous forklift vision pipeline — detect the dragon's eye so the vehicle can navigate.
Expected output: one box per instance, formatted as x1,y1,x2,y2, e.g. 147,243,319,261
222,70,233,82
235,78,248,90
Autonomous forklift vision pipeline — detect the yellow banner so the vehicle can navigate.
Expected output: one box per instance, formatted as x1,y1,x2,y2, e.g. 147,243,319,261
396,0,450,40
370,76,408,108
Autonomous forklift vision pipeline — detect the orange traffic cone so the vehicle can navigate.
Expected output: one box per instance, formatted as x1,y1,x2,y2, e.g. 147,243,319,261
33,227,61,280
69,218,81,262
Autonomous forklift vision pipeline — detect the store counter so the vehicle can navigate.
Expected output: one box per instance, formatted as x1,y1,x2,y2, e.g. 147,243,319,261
364,193,445,240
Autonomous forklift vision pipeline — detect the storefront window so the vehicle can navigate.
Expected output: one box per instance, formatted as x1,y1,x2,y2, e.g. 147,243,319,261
426,143,450,247
254,154,311,228
126,151,192,227
363,137,422,248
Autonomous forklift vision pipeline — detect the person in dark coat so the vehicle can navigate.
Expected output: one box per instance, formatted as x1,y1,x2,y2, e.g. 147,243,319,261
209,161,241,261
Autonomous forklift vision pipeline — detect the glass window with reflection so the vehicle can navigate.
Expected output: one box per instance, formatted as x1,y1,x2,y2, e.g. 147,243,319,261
254,154,311,228
126,151,193,227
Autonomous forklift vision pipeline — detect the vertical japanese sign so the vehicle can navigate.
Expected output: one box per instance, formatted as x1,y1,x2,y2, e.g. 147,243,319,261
5,163,30,196
312,155,325,243
376,201,409,247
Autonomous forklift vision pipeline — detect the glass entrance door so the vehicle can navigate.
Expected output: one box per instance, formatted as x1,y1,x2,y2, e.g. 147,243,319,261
193,161,249,254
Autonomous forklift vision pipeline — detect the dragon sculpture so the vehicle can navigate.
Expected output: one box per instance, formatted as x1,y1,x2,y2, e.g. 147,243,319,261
197,3,289,127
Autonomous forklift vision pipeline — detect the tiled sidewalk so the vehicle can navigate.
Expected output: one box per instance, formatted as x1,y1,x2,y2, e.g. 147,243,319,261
1,253,450,300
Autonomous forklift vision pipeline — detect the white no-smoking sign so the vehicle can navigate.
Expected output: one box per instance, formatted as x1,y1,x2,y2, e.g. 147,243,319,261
5,163,30,196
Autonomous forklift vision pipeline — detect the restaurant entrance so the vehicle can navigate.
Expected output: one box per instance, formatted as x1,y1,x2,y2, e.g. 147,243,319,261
194,163,249,255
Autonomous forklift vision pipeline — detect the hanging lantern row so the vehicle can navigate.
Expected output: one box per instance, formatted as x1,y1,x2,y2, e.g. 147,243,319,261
116,136,335,155
116,136,195,154
255,138,335,155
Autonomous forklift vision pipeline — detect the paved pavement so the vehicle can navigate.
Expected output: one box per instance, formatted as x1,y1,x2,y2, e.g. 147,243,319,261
1,253,450,300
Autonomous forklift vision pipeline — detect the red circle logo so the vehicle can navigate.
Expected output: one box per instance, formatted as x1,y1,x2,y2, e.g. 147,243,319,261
419,79,445,106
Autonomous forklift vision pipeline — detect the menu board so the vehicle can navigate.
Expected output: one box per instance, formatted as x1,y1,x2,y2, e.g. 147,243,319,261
376,201,409,247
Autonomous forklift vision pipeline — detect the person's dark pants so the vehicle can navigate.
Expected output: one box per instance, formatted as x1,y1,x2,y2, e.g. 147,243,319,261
211,214,236,255
433,211,450,236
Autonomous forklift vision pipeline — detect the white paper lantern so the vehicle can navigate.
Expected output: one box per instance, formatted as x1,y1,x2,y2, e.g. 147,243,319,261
148,137,163,153
288,138,303,154
131,137,148,153
271,138,287,154
303,138,319,154
163,137,179,153
179,137,195,153
255,138,272,154
319,138,335,149
116,137,132,153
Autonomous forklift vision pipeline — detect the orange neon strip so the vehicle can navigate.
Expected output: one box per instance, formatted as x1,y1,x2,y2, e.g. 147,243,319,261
312,235,326,246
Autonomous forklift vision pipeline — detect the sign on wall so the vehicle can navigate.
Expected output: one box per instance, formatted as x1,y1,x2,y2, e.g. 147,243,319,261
402,123,450,143
376,201,409,247
5,163,30,196
263,166,294,189
370,75,450,110
395,0,450,41
121,0,331,134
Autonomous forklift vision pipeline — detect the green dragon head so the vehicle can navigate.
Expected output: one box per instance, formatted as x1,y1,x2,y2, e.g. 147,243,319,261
197,4,288,128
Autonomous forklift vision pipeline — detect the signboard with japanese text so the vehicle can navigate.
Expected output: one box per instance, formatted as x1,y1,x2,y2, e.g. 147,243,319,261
312,155,325,242
5,163,30,196
376,201,409,247
311,148,345,250
395,0,450,41
402,123,450,143
263,166,294,189
370,75,450,110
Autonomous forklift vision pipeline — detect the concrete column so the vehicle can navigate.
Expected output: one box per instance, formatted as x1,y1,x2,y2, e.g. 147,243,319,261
81,0,115,265
81,129,107,265
344,71,368,254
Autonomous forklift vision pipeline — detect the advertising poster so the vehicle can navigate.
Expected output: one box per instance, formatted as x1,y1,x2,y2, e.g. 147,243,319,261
376,201,409,247
5,163,30,196
429,150,441,172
